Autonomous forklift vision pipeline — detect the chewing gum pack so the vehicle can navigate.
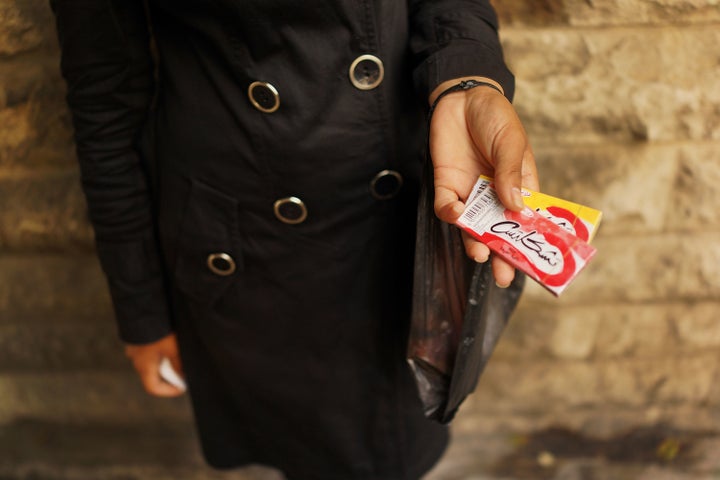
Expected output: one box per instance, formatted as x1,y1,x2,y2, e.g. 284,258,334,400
458,176,602,296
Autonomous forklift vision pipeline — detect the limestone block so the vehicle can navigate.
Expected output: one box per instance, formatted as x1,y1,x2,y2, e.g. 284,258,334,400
0,170,94,251
492,302,558,360
0,319,126,371
533,143,680,235
669,145,720,230
673,302,720,348
651,354,719,403
492,0,567,27
499,301,720,361
0,254,111,317
592,305,675,358
477,360,602,408
524,233,720,304
0,419,204,472
599,361,656,407
601,354,718,405
492,0,720,26
504,27,720,143
548,314,600,360
563,0,720,26
0,372,191,424
472,353,717,411
705,369,720,406
0,58,75,169
0,0,55,56
0,103,32,162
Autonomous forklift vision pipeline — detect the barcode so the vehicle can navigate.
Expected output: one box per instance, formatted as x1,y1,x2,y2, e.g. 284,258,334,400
467,181,489,204
463,189,499,222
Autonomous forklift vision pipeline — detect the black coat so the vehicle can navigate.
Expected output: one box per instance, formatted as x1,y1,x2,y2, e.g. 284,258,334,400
51,1,514,478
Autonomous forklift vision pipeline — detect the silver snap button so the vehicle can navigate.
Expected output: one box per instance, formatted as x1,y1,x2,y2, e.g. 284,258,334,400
273,196,308,225
370,170,403,200
206,252,236,276
248,81,280,113
349,54,384,91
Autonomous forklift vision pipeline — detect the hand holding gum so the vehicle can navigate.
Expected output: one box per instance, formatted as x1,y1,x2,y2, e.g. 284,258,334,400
457,176,602,296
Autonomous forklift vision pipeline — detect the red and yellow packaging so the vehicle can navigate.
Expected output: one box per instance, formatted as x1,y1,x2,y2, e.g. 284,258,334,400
458,176,602,296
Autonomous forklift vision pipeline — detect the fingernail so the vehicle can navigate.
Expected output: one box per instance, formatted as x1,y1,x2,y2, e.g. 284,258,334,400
495,281,510,289
512,187,525,210
474,255,489,263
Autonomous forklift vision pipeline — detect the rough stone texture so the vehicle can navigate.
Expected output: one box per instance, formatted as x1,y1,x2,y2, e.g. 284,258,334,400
3,419,718,480
492,0,720,26
531,142,720,235
0,57,75,169
669,145,720,230
0,0,57,56
519,233,720,304
466,352,720,413
499,300,720,362
504,27,720,143
0,254,112,316
0,372,191,424
532,144,674,235
0,169,94,251
547,314,601,360
0,319,127,372
673,303,720,348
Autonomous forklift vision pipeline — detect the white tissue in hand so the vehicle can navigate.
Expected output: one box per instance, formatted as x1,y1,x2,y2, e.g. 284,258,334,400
159,357,187,391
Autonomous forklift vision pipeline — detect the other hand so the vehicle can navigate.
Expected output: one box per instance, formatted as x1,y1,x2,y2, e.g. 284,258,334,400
125,333,186,397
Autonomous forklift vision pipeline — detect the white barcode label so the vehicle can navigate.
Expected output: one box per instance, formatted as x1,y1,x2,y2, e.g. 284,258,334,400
458,183,504,232
466,177,490,205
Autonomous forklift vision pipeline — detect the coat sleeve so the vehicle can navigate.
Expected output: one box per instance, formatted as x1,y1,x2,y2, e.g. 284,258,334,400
408,0,515,101
51,0,172,344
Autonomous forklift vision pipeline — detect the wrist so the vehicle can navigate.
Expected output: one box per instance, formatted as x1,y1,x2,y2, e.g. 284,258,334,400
428,76,504,106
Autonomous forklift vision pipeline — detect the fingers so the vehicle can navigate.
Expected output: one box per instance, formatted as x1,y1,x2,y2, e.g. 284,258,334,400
137,359,186,398
461,230,490,263
434,185,466,224
462,232,517,287
491,255,516,288
125,333,186,398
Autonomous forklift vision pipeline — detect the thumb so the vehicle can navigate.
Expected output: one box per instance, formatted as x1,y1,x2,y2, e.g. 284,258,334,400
491,131,528,212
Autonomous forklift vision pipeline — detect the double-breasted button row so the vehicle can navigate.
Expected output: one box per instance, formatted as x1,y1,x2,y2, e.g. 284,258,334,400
206,170,403,276
270,170,403,227
248,54,384,112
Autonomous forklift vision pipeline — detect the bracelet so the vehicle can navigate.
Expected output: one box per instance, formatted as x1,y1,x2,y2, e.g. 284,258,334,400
428,79,503,117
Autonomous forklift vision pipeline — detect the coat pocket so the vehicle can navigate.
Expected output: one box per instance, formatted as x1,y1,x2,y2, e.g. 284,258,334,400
174,178,243,306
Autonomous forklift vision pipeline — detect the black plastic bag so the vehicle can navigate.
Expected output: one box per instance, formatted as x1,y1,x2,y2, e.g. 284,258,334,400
407,156,525,424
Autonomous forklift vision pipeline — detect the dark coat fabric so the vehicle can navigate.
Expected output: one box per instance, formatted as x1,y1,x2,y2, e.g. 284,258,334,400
51,1,515,478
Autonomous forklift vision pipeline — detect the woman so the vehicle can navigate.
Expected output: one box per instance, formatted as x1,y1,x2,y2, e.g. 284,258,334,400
51,1,537,478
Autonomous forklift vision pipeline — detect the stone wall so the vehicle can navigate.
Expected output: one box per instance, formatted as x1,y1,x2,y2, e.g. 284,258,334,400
1,0,719,478
461,0,720,435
